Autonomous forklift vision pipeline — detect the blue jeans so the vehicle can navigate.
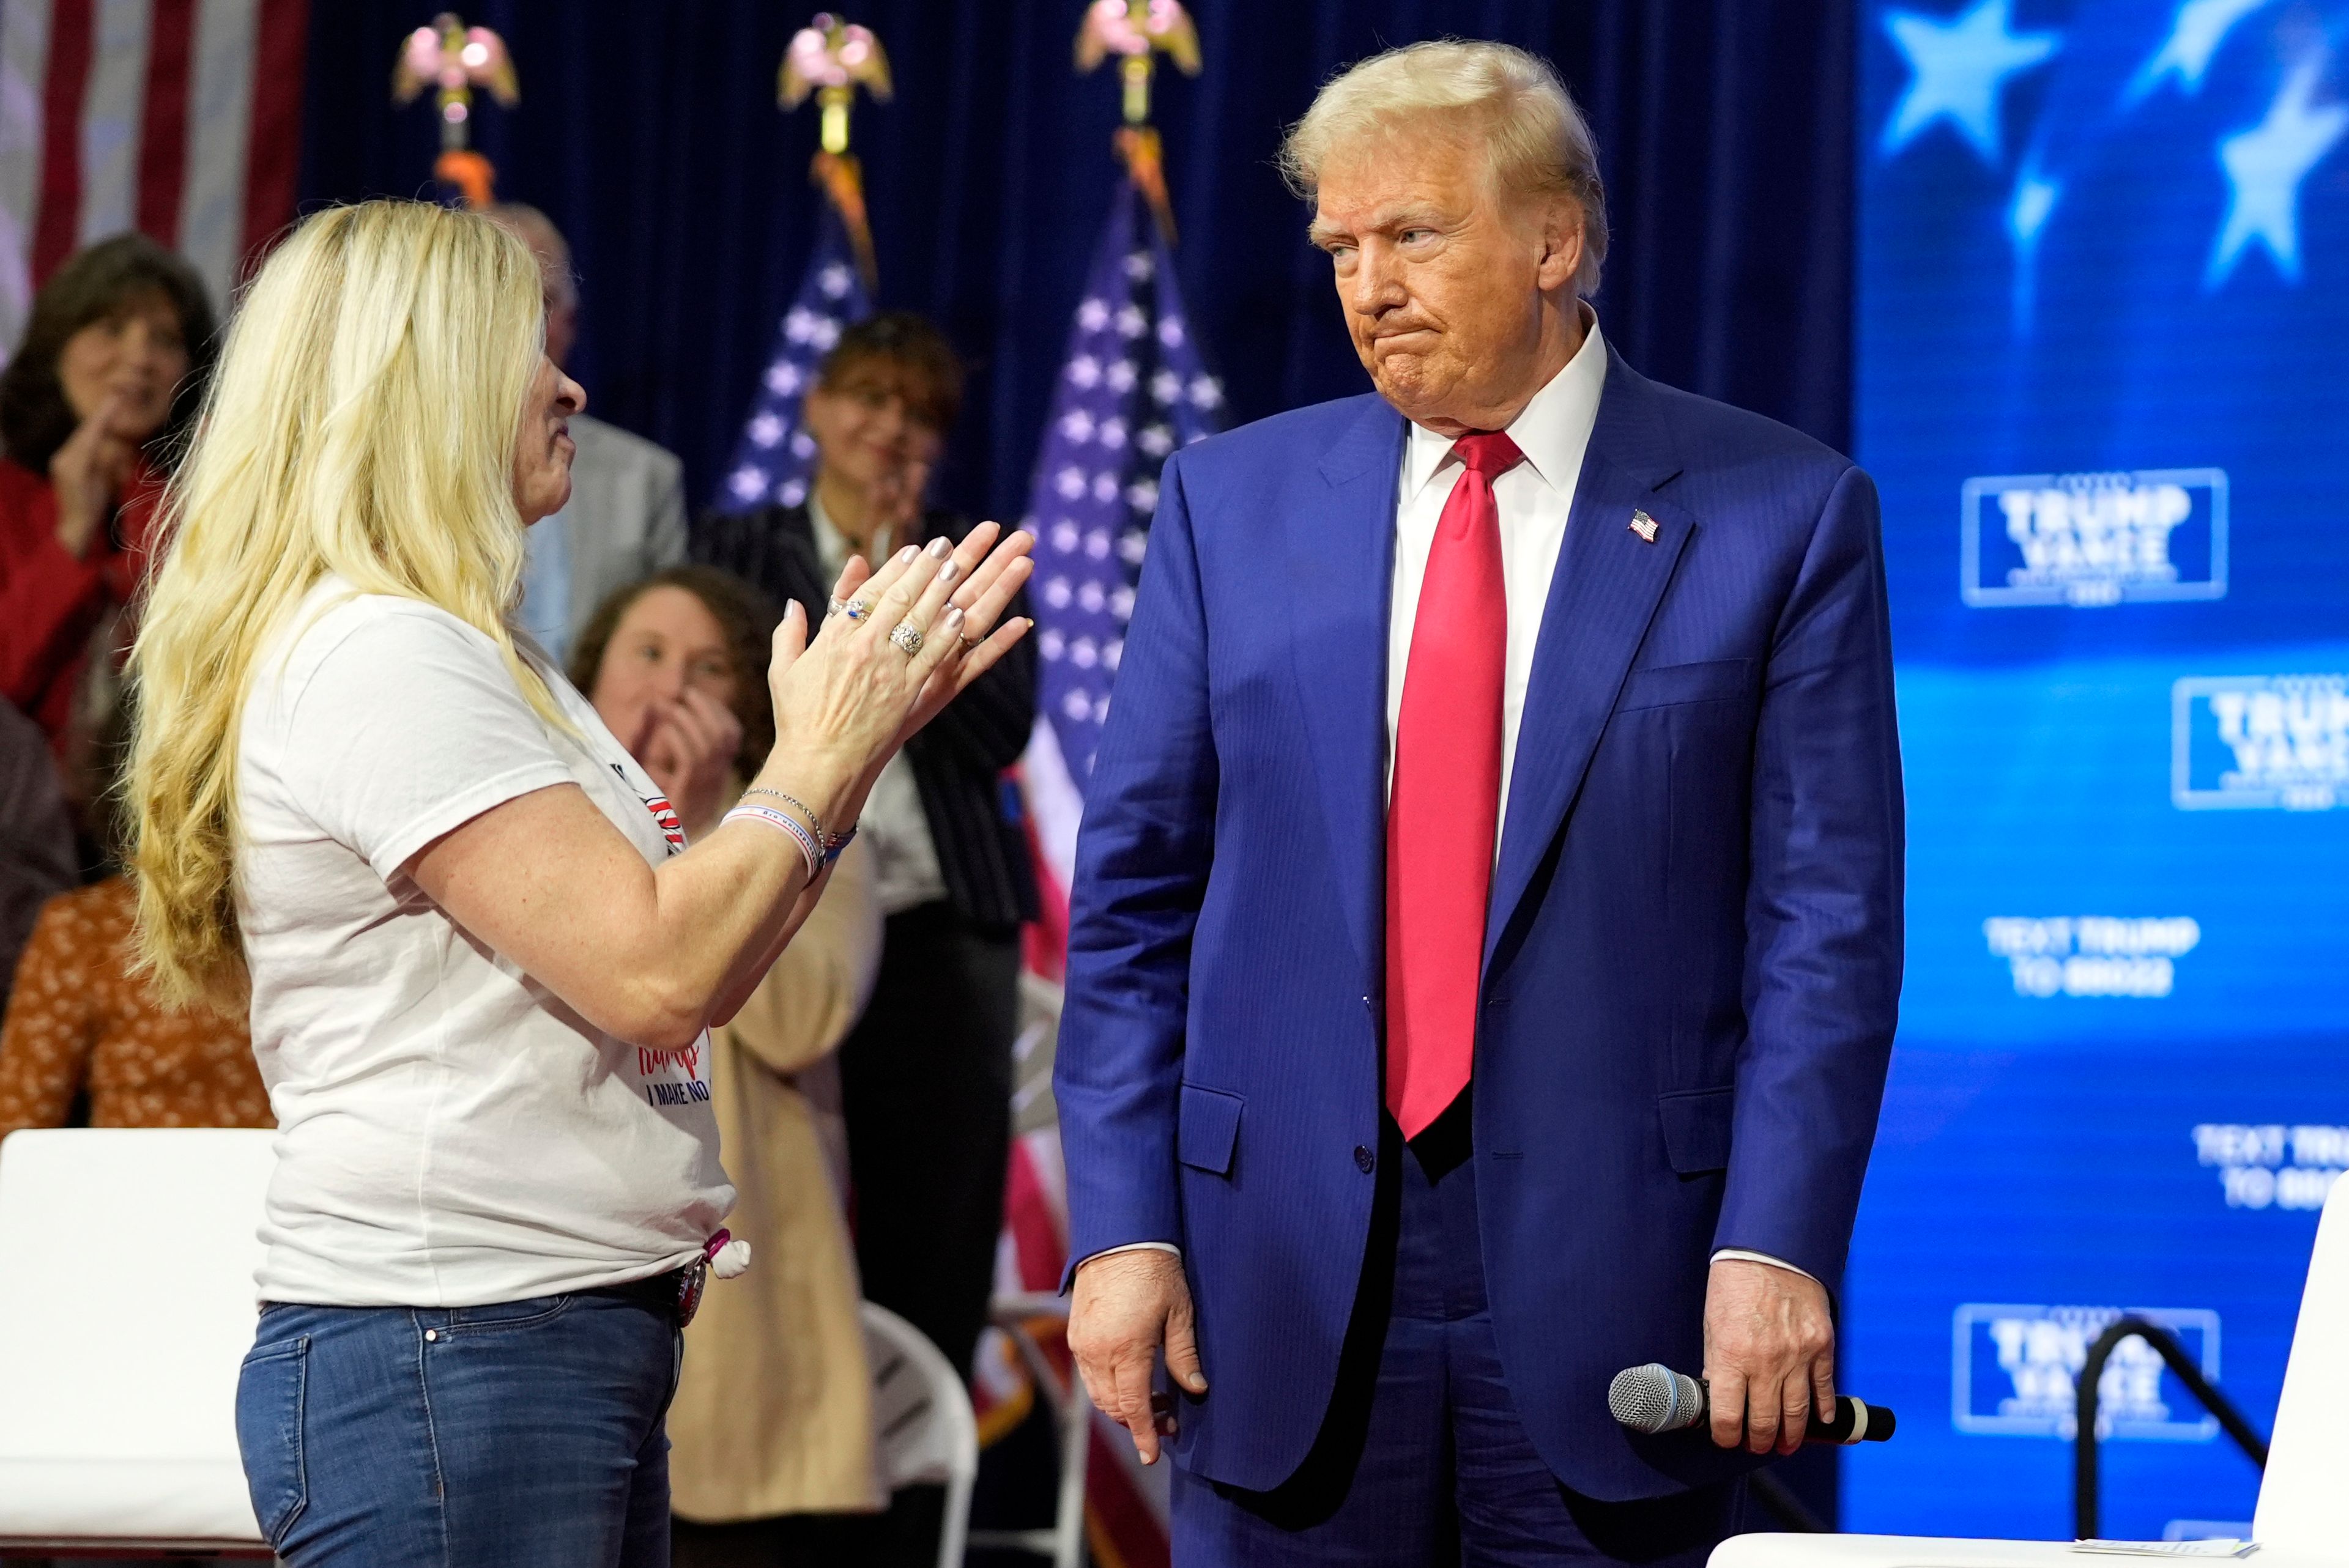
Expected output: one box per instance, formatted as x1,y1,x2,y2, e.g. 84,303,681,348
235,1292,681,1567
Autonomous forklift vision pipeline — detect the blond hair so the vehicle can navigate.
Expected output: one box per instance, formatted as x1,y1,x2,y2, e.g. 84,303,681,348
128,199,557,1010
1278,39,1609,297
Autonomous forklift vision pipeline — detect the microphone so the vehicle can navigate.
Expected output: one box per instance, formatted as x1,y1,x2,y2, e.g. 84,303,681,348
1608,1363,1896,1444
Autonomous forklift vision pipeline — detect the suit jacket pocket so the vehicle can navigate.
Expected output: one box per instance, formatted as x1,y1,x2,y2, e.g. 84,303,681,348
1657,1085,1734,1175
1617,659,1754,712
1177,1082,1244,1177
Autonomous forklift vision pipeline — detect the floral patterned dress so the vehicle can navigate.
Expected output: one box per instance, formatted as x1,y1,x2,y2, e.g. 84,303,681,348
0,875,269,1137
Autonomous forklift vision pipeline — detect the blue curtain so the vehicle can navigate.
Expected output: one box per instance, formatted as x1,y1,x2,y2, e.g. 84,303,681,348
298,1,1854,522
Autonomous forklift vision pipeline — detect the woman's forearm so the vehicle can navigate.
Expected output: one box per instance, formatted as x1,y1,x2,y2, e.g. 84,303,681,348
409,780,837,1050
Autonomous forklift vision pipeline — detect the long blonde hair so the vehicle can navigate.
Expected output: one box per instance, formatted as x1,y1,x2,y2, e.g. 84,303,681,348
128,199,559,1010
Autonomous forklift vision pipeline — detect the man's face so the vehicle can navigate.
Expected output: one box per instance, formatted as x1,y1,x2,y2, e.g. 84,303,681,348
1310,127,1580,432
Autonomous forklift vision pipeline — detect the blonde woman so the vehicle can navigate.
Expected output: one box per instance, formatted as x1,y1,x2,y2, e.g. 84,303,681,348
125,201,1031,1567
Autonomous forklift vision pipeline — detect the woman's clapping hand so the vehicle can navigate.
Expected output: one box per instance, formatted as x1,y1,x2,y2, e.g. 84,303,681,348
760,522,1033,817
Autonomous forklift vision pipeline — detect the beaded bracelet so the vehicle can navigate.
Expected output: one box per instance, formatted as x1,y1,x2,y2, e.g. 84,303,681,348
723,802,821,879
742,786,859,866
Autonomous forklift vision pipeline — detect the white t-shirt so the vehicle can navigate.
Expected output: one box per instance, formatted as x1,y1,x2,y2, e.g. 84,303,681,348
236,577,733,1306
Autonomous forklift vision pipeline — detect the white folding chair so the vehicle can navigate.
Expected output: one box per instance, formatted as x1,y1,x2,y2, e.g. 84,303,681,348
0,1127,276,1558
1710,1174,2349,1568
966,1292,1091,1568
864,1300,980,1568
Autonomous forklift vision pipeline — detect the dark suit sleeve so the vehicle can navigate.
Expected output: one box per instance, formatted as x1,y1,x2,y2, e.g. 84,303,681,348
1715,464,1904,1290
1053,454,1216,1282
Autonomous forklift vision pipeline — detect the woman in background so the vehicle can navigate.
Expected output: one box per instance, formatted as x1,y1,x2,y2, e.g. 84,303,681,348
570,566,886,1564
0,234,213,755
695,311,1036,1389
0,698,265,1139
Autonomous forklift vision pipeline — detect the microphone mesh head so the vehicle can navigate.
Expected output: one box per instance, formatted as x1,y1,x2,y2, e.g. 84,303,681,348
1609,1363,1680,1434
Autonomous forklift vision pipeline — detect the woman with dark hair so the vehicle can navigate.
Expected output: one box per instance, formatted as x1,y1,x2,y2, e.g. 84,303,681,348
570,566,887,1559
0,232,215,750
695,310,1039,1388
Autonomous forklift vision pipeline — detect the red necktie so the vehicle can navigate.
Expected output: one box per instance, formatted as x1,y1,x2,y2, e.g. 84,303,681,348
1386,431,1524,1140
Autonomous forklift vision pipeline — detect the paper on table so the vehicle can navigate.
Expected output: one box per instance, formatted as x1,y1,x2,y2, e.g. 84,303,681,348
2071,1542,2257,1559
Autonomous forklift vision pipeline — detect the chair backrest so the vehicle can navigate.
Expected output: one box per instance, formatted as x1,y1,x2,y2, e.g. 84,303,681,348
863,1301,978,1568
0,1128,275,1545
2253,1174,2349,1549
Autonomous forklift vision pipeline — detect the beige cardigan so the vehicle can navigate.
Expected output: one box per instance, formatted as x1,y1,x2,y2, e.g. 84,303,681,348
668,840,885,1522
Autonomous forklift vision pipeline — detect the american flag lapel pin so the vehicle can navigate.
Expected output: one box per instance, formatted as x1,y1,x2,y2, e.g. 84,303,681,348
1629,509,1660,544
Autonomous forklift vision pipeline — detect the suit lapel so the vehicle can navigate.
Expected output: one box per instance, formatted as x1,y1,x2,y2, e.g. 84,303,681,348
1286,399,1407,989
1485,354,1693,969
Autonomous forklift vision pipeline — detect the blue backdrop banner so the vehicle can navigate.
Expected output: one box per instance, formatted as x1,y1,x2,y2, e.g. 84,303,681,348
1847,0,2349,1539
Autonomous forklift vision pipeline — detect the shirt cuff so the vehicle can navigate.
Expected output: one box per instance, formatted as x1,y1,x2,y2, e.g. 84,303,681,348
1710,1248,1817,1283
1078,1241,1182,1268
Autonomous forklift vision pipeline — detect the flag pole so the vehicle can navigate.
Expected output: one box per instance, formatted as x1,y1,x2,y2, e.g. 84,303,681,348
1075,0,1202,243
781,12,892,292
391,12,519,210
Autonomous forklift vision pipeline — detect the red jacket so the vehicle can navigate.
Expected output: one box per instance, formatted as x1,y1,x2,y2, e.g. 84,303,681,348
0,456,160,748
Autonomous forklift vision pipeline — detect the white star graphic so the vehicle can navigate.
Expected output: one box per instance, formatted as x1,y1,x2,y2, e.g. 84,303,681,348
2206,59,2348,287
728,465,766,501
1880,0,2061,165
1105,359,1137,392
1115,304,1148,338
1067,355,1102,388
748,412,785,448
1060,408,1096,443
763,362,803,396
2126,0,2271,104
1124,250,1155,280
818,263,853,299
1077,298,1110,331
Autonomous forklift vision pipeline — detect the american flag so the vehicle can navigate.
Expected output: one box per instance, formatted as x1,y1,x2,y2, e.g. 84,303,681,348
0,0,308,355
1019,177,1222,908
714,203,870,512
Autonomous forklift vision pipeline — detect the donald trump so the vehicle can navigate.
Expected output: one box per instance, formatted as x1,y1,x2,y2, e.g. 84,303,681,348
1056,39,1902,1566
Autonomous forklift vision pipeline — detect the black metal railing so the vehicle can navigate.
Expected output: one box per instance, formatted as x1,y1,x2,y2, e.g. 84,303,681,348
2074,1315,2269,1539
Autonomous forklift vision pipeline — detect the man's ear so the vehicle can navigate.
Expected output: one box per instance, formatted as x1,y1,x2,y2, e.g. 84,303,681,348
1535,196,1584,295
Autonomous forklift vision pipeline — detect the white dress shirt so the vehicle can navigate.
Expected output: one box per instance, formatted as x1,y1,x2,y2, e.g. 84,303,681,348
1386,309,1608,818
1090,312,1809,1285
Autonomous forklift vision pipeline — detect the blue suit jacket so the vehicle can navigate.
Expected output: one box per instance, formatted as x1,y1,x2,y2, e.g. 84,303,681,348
1053,349,1904,1501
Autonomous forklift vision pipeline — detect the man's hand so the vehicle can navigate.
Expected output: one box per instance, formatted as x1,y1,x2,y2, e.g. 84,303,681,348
1068,1248,1207,1465
1702,1257,1835,1455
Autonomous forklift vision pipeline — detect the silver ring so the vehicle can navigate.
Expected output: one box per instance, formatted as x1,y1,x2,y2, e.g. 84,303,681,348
843,599,872,622
889,622,924,657
826,597,847,618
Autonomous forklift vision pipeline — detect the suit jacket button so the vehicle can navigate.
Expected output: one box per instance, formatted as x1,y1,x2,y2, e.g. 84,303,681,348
1354,1145,1375,1174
